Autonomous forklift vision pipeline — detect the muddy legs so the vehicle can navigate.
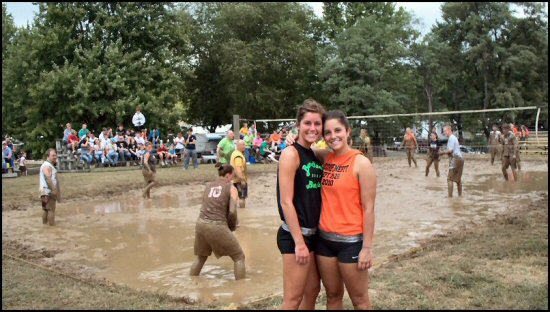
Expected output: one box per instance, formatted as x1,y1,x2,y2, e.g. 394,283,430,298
190,256,208,276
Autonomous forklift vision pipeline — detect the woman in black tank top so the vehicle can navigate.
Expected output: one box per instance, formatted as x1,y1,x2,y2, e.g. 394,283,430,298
276,99,326,310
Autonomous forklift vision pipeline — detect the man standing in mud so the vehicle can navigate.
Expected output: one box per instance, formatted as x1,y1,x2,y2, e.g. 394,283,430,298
489,123,502,165
440,125,464,197
500,123,519,182
39,148,60,226
230,140,248,208
401,127,418,168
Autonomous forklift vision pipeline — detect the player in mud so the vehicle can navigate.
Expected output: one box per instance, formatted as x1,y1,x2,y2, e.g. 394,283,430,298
277,99,326,309
39,148,60,226
439,125,464,197
358,128,374,163
142,142,158,199
500,123,519,182
230,140,248,208
425,132,441,177
401,127,418,168
488,123,502,165
190,163,245,280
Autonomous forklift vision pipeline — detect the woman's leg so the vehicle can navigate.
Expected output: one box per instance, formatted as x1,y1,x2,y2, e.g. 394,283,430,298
300,255,321,309
282,252,316,310
340,262,372,310
317,255,345,310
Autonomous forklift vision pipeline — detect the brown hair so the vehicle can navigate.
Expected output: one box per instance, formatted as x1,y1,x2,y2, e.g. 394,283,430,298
45,148,57,159
215,163,234,176
296,98,326,125
325,110,352,145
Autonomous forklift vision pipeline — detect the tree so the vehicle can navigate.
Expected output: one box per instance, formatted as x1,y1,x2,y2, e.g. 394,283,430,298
2,3,194,157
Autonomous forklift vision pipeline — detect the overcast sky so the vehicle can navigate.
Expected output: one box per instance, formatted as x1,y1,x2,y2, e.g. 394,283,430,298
4,2,547,35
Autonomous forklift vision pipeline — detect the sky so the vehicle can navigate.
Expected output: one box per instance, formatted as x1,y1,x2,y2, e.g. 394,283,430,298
4,2,547,35
4,2,444,34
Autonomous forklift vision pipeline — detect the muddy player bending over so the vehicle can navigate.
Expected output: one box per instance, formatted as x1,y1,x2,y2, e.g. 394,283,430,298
500,123,519,182
190,163,245,280
39,148,60,226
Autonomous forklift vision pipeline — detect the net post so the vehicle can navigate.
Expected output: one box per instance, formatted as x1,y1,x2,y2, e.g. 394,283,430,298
535,107,540,144
233,115,240,138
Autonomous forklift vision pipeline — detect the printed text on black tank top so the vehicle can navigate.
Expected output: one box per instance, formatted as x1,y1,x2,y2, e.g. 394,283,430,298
302,161,323,190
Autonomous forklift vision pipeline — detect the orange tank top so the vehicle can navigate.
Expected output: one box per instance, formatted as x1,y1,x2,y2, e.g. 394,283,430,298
320,149,364,236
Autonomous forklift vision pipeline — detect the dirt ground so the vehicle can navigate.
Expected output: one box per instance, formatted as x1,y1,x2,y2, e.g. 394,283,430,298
2,155,548,308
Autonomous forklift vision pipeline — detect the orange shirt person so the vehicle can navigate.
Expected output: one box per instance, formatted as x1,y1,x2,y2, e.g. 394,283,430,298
269,130,282,148
316,110,377,310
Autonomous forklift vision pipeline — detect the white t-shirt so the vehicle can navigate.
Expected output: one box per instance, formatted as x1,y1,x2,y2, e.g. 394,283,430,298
447,134,462,158
132,112,146,127
19,156,26,167
174,137,185,149
135,136,146,146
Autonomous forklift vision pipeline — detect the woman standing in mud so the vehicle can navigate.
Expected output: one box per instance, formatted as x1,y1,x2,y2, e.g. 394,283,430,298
277,99,326,309
190,163,245,280
316,110,376,310
142,142,158,199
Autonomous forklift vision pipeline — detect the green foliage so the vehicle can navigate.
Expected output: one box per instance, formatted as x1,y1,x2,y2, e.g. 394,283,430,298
2,3,193,158
2,2,548,157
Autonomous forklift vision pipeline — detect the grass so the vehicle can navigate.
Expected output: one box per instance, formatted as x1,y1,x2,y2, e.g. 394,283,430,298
1,163,278,211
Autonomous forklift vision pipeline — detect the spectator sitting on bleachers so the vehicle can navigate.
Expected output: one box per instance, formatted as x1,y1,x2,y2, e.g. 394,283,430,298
92,137,104,166
63,123,72,145
78,123,90,139
78,134,93,165
127,136,139,165
116,134,131,165
168,144,177,165
157,143,171,166
67,130,80,157
135,131,146,146
103,136,119,166
149,127,161,149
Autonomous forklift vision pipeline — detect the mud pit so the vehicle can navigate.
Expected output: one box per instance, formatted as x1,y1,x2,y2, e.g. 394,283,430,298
2,157,547,306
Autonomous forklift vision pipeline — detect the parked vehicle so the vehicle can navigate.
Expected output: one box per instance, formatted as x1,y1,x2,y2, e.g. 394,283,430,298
194,133,224,157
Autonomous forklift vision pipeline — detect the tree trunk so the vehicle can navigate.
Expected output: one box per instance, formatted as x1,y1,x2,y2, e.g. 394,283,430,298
425,84,433,134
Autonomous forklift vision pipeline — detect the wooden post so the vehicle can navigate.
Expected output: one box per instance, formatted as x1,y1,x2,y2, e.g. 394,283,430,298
233,115,240,139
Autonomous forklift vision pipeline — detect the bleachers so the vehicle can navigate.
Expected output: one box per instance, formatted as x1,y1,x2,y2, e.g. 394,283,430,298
520,131,548,155
55,139,91,172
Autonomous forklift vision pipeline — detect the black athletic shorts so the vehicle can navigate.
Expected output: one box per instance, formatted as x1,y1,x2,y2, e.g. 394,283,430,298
233,182,248,199
316,236,363,263
277,226,317,254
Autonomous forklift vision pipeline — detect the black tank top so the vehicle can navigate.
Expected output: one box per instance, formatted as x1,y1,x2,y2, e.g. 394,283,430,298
277,142,323,229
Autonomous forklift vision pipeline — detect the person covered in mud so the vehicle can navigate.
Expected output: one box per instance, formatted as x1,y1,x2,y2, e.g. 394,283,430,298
230,140,248,208
277,98,326,309
358,128,374,164
314,110,376,310
190,163,245,280
439,125,464,197
425,132,441,177
500,123,519,182
39,148,60,226
488,123,502,166
142,142,158,199
400,127,418,168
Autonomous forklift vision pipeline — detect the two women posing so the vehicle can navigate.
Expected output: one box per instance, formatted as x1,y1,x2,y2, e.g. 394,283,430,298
277,99,377,309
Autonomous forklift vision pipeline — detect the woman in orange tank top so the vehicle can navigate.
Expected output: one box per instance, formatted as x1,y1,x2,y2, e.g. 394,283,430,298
317,110,377,310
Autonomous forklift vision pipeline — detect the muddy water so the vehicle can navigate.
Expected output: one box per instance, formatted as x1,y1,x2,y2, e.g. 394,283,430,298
2,158,547,305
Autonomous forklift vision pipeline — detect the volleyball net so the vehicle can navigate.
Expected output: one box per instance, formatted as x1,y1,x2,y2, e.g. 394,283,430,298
247,106,547,158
